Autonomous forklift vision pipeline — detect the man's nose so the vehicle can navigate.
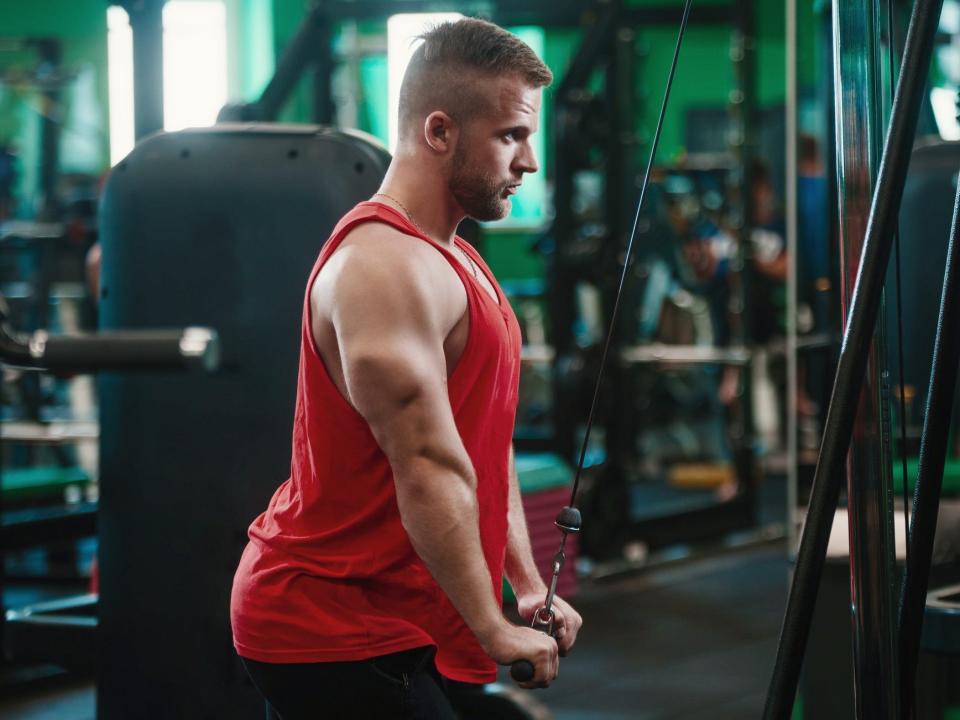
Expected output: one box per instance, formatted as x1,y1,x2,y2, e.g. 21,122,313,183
515,142,539,174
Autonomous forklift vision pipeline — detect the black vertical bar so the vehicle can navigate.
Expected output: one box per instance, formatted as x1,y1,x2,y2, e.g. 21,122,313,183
248,4,328,121
605,8,627,468
313,17,335,124
898,171,960,717
31,39,62,219
731,0,757,490
734,0,757,337
762,0,944,717
823,7,841,376
548,4,617,467
126,0,165,140
729,0,756,438
0,430,5,667
548,103,577,463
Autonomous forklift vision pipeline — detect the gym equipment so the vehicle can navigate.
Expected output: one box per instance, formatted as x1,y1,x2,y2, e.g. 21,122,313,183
764,0,946,716
886,140,959,438
833,4,902,706
510,454,579,603
0,295,218,677
897,148,960,716
512,0,694,684
544,0,762,565
96,123,390,719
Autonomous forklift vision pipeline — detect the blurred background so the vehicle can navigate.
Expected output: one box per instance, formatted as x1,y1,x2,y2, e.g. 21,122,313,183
2,1,960,718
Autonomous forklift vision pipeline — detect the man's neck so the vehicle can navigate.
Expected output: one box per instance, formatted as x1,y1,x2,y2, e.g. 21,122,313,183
376,157,463,245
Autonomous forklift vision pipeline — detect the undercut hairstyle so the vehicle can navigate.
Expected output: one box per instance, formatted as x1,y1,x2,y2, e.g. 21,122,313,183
398,18,553,139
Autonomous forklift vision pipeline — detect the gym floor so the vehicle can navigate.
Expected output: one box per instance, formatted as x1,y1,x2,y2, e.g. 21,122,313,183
1,541,789,720
528,544,787,719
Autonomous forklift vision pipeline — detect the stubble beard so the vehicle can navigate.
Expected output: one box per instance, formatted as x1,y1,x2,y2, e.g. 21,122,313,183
449,143,510,222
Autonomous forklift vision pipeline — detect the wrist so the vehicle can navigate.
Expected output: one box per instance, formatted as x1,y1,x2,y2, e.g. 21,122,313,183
474,613,511,652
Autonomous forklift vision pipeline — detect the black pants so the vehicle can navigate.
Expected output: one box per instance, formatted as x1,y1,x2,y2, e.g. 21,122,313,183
241,646,458,720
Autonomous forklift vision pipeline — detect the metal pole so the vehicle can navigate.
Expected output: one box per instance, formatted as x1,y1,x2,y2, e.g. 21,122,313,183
785,0,799,554
32,39,62,219
762,0,943,716
832,0,900,715
312,16,335,124
898,171,960,718
723,0,759,508
731,0,756,448
124,0,165,140
258,5,327,121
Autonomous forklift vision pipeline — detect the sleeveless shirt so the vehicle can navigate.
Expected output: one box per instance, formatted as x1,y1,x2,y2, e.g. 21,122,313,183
230,202,522,683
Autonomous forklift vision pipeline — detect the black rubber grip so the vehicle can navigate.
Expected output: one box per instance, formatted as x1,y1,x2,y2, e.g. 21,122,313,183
510,659,535,683
21,328,219,373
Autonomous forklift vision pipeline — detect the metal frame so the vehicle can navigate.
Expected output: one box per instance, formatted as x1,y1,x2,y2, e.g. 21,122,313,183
545,0,757,560
763,0,945,715
0,312,217,681
785,0,799,556
832,1,899,715
897,148,960,717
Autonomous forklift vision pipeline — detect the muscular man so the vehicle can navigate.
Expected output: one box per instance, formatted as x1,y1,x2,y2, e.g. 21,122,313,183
231,18,582,719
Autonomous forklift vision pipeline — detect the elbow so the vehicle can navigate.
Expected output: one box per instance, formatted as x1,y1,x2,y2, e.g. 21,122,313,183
393,449,477,493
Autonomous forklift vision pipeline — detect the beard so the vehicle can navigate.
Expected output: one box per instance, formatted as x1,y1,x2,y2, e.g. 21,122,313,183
449,144,511,222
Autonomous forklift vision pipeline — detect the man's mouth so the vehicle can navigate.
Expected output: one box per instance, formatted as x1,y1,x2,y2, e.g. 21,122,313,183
504,183,521,196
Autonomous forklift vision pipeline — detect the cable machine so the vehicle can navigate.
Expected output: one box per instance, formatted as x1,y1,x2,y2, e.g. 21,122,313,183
543,0,761,561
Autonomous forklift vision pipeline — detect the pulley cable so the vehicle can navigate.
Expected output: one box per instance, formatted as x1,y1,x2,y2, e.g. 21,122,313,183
510,0,694,682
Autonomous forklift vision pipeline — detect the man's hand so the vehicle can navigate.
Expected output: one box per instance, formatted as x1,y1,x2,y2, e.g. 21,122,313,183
515,591,583,657
478,620,559,689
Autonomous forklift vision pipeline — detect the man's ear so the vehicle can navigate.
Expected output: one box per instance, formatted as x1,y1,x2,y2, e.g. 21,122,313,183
423,111,458,154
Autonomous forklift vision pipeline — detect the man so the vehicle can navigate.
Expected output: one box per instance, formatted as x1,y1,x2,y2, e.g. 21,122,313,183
231,18,582,719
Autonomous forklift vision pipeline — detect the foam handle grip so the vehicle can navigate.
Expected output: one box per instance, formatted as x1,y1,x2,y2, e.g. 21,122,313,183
510,659,535,683
33,328,220,372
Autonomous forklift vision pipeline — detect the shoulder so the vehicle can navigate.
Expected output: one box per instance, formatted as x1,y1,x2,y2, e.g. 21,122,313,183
312,221,465,330
337,222,444,273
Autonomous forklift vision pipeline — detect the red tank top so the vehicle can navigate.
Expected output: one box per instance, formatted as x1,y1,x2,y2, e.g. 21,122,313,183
230,202,522,683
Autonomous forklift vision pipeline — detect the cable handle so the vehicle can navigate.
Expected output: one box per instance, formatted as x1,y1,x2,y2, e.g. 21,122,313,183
509,507,580,683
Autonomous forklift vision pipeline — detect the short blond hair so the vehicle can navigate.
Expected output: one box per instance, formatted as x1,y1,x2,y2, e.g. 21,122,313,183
398,18,552,136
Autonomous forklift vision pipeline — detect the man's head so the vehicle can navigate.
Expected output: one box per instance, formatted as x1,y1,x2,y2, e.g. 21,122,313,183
397,18,553,220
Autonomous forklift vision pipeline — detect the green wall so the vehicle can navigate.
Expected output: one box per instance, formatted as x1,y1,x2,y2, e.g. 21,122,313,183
634,0,785,164
228,0,276,101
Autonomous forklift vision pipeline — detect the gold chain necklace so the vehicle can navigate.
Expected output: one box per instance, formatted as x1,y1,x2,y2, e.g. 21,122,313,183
373,192,481,283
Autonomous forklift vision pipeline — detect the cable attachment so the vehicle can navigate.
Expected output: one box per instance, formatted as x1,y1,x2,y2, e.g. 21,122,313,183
555,506,582,533
509,506,582,682
534,506,582,634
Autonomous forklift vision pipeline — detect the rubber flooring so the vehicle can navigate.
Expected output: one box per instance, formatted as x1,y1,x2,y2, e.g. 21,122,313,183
499,545,789,719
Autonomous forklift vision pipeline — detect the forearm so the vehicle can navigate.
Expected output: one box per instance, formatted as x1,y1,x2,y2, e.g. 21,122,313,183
503,448,547,598
394,457,509,647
